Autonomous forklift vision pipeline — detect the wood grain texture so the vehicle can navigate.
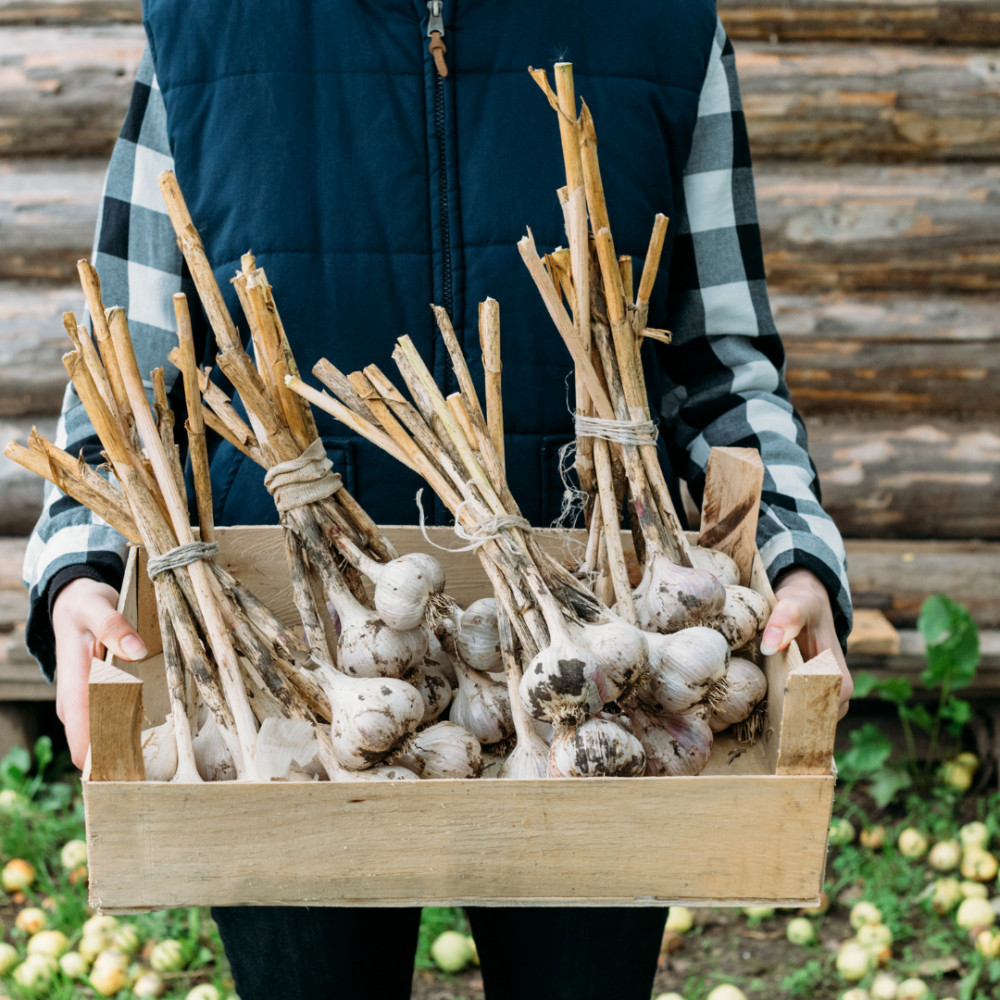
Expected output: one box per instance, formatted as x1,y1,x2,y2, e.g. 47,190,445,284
775,292,1000,416
0,284,79,417
0,416,58,535
88,656,144,782
756,164,1000,295
736,43,1000,161
84,772,833,910
847,609,901,656
806,414,1000,540
775,649,843,775
698,447,765,585
0,0,140,23
719,0,1000,44
0,160,103,282
0,26,143,158
846,539,1000,627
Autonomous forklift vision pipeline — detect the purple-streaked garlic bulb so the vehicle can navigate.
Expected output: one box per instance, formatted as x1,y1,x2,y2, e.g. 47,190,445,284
548,717,646,778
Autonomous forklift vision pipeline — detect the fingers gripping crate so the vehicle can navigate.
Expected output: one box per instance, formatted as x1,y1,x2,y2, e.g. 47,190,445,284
83,448,841,913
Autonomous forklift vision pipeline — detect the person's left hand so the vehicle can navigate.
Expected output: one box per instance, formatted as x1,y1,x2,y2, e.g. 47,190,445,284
760,567,852,719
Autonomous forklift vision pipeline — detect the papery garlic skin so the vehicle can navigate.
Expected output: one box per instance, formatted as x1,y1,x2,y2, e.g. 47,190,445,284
337,618,429,679
498,726,550,780
714,586,769,651
141,721,178,782
407,661,453,724
192,715,237,781
519,634,603,727
634,627,730,716
708,656,767,733
629,707,714,777
689,546,741,587
451,663,514,745
633,557,727,634
548,718,646,778
456,598,502,674
372,552,445,631
386,721,483,779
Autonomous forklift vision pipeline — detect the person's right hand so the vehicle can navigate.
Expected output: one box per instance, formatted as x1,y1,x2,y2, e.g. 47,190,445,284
51,577,147,769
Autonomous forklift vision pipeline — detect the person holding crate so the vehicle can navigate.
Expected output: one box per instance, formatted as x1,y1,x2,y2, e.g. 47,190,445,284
23,2,853,998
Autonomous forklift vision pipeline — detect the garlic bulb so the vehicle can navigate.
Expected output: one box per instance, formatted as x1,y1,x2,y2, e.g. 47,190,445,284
450,660,514,745
386,721,483,778
366,551,446,631
456,598,502,673
407,661,453,724
633,556,727,633
312,660,425,769
708,656,767,733
634,627,730,716
497,725,550,779
689,546,741,587
192,715,237,781
629,707,714,777
548,718,646,778
519,616,649,727
253,717,317,781
425,629,458,686
714,586,769,650
141,721,178,782
328,588,429,678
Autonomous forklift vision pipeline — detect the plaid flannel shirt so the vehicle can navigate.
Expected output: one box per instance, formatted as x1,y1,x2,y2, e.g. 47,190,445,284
22,20,853,678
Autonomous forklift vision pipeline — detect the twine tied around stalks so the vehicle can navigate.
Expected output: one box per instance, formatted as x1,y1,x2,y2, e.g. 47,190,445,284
573,414,659,446
263,438,342,514
416,488,533,552
147,541,221,580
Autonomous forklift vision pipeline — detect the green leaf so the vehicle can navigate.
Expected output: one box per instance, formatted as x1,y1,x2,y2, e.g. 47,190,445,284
33,735,53,773
898,704,934,732
851,672,881,699
0,746,31,789
874,677,914,706
835,724,892,777
919,595,980,691
941,698,973,735
868,764,913,808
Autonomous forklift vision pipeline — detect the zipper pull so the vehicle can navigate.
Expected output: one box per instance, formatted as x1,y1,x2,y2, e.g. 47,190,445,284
427,1,448,77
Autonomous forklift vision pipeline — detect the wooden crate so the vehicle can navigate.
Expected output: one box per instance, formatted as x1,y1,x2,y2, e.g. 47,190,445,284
83,450,841,913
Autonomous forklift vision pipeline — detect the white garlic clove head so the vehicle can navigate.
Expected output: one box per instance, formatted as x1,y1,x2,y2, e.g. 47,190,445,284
328,674,425,768
519,635,604,727
497,728,551,780
338,620,429,678
548,718,646,777
372,553,444,631
689,546,741,586
714,586,769,650
582,619,649,703
708,656,767,732
388,720,483,779
405,661,453,724
455,598,501,673
451,666,514,745
634,556,727,633
635,626,730,716
629,706,714,777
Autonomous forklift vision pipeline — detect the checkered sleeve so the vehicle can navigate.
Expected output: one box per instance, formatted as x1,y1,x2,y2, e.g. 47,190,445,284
659,19,853,647
22,47,187,679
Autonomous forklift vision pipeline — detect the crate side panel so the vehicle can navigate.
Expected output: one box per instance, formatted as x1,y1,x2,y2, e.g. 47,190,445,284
84,775,833,909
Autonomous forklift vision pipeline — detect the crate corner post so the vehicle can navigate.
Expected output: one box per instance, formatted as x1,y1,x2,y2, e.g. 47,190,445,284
88,656,146,783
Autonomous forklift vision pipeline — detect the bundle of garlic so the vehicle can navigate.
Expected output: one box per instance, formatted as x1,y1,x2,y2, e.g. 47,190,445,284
520,64,768,656
5,262,341,784
287,298,650,778
154,174,490,776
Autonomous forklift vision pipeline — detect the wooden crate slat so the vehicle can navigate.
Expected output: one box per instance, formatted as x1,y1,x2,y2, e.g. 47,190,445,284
0,0,140,24
718,0,1000,45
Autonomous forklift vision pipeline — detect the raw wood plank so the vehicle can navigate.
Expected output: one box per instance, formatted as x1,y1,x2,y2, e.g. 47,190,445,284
757,164,1000,295
0,160,104,282
775,649,843,775
845,539,1000,628
736,43,1000,162
88,656,144,782
775,293,1000,416
847,609,900,656
0,26,143,158
0,416,58,536
0,626,52,701
84,772,833,909
806,414,1000,540
0,0,140,23
0,284,79,417
698,446,765,586
719,1,1000,46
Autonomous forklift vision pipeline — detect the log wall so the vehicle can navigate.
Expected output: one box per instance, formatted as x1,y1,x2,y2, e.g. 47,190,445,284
0,1,997,704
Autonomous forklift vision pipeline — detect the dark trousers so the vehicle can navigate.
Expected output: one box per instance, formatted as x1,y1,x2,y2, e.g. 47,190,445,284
212,905,668,1000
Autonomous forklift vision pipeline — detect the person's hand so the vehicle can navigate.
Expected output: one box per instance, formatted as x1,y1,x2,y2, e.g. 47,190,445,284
760,567,852,719
51,577,147,769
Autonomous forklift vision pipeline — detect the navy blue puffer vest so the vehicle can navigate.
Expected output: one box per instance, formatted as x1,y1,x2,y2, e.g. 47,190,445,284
142,0,716,528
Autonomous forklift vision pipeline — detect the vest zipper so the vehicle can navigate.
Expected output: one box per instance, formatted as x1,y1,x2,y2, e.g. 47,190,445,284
427,1,453,350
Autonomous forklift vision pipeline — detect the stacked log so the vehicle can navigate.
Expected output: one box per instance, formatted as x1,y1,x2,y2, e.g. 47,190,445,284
0,0,997,644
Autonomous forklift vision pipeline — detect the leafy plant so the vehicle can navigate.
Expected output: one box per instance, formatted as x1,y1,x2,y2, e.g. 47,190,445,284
835,595,980,807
